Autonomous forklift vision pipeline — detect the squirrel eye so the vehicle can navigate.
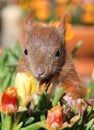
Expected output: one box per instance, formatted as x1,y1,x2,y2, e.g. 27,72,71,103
24,49,28,55
55,49,61,57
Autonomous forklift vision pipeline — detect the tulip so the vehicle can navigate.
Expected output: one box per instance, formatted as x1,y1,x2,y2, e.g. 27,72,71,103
1,87,17,114
15,73,36,104
46,105,63,130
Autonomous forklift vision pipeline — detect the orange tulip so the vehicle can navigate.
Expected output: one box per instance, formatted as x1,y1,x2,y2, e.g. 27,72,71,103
46,105,63,130
1,87,17,114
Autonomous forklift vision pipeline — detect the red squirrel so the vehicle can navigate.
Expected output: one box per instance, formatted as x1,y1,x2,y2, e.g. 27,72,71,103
17,10,86,107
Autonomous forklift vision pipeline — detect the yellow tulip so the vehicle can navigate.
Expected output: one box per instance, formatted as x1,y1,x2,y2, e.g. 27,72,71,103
15,73,36,103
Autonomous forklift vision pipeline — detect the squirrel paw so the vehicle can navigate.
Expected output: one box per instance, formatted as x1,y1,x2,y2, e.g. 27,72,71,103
63,94,87,117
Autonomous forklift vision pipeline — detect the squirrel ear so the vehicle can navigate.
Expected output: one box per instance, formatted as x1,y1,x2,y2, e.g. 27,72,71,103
57,12,71,37
26,9,34,23
25,9,34,32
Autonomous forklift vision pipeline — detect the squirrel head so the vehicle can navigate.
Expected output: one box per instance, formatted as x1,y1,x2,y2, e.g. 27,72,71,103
23,10,69,80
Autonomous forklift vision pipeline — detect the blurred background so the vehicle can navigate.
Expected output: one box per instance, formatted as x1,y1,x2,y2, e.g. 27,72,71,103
0,0,94,85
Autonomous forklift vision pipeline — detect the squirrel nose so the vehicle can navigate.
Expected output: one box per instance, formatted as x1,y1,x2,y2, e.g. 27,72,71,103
34,65,45,78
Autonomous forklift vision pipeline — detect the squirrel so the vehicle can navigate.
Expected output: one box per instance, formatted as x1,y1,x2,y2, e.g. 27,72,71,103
17,10,86,110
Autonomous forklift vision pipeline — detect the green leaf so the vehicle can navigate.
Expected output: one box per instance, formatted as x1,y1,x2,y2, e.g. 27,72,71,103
1,114,12,130
52,87,64,107
91,124,94,130
38,97,43,110
14,122,23,130
1,73,11,92
0,123,1,129
87,81,94,98
40,115,46,121
71,40,83,58
41,92,48,109
0,48,8,67
20,121,46,130
85,118,94,130
38,91,51,110
13,40,22,58
0,42,22,92
24,117,34,126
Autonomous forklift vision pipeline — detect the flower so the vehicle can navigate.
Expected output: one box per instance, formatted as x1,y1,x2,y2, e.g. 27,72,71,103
65,23,74,41
56,5,66,18
15,73,36,104
31,0,50,21
1,87,17,114
46,105,63,130
81,3,94,24
18,0,31,11
55,0,67,4
49,21,74,41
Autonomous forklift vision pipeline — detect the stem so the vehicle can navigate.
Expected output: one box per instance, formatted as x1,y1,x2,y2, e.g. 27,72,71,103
71,40,83,56
52,88,64,107
1,114,12,130
12,112,26,130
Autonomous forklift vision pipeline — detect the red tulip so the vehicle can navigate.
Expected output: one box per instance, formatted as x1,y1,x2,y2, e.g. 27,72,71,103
46,105,63,130
1,87,17,114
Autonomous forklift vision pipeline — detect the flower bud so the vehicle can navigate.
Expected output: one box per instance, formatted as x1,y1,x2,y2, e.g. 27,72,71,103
46,105,63,130
1,87,17,114
15,73,36,103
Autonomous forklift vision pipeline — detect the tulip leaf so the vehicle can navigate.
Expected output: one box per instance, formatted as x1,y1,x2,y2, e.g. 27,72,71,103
38,91,52,110
0,123,1,129
85,118,94,130
0,41,21,92
14,122,23,130
24,117,34,126
40,115,46,121
20,121,46,130
1,115,12,130
52,87,64,107
1,73,11,92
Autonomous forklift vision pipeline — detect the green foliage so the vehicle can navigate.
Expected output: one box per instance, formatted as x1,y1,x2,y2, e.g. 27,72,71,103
71,40,83,59
0,41,22,92
86,81,94,99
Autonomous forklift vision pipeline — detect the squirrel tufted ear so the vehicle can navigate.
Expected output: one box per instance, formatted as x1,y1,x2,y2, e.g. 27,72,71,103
57,12,71,37
25,9,34,32
26,9,34,23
